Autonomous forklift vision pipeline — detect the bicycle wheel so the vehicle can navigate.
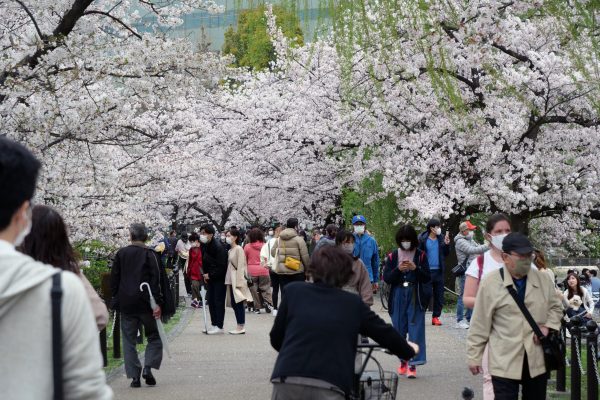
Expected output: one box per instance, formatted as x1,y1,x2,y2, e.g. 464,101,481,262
380,281,389,310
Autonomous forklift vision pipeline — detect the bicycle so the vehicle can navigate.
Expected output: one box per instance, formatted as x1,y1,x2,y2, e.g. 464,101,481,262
351,342,399,400
379,262,390,310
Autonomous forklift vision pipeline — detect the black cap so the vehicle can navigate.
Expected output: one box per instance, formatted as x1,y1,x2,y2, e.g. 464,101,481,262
502,232,534,255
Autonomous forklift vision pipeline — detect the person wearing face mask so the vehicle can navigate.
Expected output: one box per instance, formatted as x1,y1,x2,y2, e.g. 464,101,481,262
175,232,192,297
0,137,113,399
334,230,373,305
224,228,253,334
186,233,204,308
199,224,228,335
467,233,562,400
261,223,283,316
383,224,431,379
418,218,450,326
351,215,381,294
453,221,488,329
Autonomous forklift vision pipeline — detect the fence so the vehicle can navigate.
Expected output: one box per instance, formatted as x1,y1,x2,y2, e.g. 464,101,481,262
550,317,600,400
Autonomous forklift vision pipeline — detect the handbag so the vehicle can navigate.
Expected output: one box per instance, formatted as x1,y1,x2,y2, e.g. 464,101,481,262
499,269,566,371
280,239,301,271
451,257,469,277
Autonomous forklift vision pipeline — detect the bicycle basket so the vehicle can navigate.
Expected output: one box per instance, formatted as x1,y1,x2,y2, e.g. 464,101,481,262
359,370,398,400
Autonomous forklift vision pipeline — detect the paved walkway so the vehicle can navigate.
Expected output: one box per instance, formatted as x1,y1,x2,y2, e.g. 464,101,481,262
109,285,481,399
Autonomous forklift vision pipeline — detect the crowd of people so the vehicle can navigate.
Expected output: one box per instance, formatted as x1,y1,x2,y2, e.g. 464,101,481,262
2,135,600,400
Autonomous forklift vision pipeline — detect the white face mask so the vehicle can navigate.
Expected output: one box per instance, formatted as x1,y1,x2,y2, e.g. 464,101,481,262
400,241,412,250
225,237,232,245
434,227,442,236
268,230,274,236
14,208,32,247
199,235,209,244
490,233,508,250
354,225,365,234
466,231,474,239
220,235,226,241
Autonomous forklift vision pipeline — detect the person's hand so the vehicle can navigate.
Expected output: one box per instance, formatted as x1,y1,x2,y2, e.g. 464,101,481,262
203,273,209,281
372,282,379,293
153,305,162,320
398,261,409,272
534,325,550,345
586,312,593,319
407,341,419,355
444,232,451,245
406,261,416,271
469,365,482,375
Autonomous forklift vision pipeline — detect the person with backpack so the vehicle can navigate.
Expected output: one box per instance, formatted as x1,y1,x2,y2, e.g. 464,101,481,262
453,221,488,329
0,137,112,399
111,223,164,388
383,225,431,379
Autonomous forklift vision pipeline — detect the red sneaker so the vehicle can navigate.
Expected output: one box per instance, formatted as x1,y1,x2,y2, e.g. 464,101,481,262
407,366,416,379
397,361,408,375
432,317,442,326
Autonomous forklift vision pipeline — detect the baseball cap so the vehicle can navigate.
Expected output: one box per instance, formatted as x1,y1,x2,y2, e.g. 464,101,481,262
352,215,367,225
459,221,477,231
502,233,534,255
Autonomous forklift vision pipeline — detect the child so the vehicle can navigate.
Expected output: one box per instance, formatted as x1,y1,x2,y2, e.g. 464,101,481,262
187,232,204,308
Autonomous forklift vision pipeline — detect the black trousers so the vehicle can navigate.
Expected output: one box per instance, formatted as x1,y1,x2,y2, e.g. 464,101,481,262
178,257,192,295
278,273,305,299
207,279,226,328
121,312,162,379
430,270,444,318
270,270,280,309
492,353,548,400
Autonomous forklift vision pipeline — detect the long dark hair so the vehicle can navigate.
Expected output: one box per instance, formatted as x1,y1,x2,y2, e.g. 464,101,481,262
20,205,80,274
566,273,583,299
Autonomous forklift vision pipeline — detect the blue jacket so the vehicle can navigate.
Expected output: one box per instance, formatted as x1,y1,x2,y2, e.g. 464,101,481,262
353,233,380,282
418,231,450,272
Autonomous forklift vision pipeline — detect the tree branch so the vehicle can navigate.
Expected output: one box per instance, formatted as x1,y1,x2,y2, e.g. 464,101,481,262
83,10,142,39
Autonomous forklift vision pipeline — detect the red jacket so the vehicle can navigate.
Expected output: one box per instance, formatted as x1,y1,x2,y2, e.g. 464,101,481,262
188,246,203,281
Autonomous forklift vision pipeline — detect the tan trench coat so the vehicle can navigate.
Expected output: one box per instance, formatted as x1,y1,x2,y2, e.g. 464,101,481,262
467,266,563,380
225,246,253,306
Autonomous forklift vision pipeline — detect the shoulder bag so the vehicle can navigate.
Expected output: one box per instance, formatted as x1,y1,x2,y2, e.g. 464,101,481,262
51,272,63,400
451,256,469,277
499,269,565,371
231,249,253,287
280,239,301,271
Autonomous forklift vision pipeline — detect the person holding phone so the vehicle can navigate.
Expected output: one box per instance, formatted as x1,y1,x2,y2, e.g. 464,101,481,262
384,225,431,379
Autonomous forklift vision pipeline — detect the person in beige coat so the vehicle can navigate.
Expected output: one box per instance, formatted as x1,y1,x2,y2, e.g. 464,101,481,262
270,218,311,295
225,227,253,335
467,233,562,399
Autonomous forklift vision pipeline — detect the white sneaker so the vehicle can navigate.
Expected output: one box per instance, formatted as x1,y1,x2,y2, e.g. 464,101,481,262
458,320,470,329
272,310,278,317
207,327,224,335
203,325,217,334
228,328,246,335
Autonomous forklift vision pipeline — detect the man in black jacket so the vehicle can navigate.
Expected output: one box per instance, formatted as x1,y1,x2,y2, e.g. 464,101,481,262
111,223,163,388
199,224,228,334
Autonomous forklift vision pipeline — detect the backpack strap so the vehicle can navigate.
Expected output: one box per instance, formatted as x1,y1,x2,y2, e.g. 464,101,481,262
51,272,63,400
477,254,485,281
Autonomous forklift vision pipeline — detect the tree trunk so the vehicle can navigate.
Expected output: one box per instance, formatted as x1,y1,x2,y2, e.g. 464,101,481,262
509,213,530,235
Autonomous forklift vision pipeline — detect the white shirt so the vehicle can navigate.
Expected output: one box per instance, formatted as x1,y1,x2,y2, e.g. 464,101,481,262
0,239,16,255
466,251,503,280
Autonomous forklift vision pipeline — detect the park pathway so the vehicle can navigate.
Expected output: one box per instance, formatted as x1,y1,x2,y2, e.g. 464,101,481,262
109,286,481,400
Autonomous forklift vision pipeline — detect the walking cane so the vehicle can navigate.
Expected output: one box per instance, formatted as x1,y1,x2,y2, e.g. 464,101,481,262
200,284,209,334
140,282,172,358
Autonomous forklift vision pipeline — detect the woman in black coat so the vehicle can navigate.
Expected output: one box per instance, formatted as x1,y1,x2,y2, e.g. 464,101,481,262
270,246,419,399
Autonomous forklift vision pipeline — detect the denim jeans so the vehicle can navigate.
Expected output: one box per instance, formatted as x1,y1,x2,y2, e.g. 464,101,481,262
390,285,426,365
455,275,472,322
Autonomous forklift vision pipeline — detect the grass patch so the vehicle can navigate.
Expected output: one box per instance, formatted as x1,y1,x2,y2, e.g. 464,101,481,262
103,303,187,375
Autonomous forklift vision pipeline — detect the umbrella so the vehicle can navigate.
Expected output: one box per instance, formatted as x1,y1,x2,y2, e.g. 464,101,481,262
200,284,209,334
139,282,172,358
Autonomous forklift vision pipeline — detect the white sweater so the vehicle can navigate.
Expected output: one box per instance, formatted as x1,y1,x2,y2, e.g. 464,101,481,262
0,241,113,400
563,286,595,315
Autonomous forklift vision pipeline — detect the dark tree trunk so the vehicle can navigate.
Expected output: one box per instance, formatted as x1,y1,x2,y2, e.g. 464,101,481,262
509,213,530,235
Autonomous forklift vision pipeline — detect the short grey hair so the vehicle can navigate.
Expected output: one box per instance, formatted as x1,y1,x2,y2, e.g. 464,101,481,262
129,223,148,242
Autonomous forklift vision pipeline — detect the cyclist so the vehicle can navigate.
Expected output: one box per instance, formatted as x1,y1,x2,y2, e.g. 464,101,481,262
270,246,419,399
